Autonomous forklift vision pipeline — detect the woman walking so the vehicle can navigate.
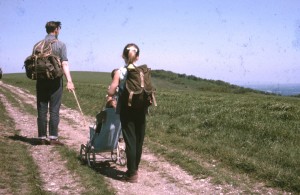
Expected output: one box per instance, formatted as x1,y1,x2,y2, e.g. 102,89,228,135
107,43,146,183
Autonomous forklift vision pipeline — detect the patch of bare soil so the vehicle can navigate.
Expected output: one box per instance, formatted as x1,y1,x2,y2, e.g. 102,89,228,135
0,82,287,194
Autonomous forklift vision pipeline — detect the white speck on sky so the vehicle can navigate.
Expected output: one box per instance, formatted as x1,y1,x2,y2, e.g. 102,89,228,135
0,0,299,85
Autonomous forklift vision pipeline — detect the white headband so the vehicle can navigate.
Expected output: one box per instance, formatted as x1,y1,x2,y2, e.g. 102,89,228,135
127,47,138,52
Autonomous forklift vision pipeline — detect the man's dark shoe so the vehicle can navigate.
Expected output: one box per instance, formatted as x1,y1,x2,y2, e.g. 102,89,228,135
50,139,64,146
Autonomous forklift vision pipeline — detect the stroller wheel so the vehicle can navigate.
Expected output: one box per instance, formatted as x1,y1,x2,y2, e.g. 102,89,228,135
87,147,95,167
119,149,127,166
79,144,87,163
111,151,117,162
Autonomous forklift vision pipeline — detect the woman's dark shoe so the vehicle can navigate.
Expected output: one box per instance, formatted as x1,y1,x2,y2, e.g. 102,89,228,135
32,138,50,145
121,172,138,183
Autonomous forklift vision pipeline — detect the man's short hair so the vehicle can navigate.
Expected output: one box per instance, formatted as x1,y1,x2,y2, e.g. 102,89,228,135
45,21,61,34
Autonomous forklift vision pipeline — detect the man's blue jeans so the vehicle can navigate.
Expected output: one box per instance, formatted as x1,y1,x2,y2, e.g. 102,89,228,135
36,78,63,139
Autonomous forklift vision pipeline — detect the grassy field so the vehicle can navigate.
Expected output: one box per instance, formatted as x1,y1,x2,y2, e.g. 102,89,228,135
2,71,300,193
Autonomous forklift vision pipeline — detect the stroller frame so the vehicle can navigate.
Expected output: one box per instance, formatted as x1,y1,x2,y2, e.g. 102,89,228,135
79,108,126,167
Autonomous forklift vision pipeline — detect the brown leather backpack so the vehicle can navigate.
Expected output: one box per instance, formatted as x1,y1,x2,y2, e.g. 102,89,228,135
120,64,157,109
24,39,63,80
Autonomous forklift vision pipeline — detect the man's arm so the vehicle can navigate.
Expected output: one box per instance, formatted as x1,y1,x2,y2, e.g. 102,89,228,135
62,61,75,92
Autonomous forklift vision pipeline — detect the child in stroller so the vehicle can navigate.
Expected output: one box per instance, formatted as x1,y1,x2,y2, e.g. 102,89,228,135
80,69,126,167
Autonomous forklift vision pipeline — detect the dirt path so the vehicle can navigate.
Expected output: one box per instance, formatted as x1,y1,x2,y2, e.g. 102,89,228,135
0,82,285,194
0,83,85,195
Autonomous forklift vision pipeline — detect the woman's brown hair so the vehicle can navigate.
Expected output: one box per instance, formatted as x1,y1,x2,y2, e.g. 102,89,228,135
122,43,140,65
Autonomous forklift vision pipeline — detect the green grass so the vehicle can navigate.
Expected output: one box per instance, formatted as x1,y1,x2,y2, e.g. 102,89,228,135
3,71,300,193
147,90,300,192
0,93,47,195
57,147,115,195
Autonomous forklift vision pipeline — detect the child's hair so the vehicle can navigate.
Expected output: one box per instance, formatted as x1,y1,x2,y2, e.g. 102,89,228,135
122,43,140,65
111,69,118,79
106,99,115,108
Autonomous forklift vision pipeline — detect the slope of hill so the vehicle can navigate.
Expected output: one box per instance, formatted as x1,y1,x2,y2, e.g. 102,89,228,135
2,71,300,193
151,69,264,94
1,70,265,95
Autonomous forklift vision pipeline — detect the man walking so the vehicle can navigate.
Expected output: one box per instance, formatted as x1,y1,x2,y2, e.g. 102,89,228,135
36,21,75,145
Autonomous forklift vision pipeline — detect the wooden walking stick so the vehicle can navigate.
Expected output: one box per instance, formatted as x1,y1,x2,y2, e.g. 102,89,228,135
72,90,87,126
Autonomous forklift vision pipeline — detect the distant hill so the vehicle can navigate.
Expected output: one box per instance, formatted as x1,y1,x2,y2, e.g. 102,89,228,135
151,69,267,95
3,70,269,95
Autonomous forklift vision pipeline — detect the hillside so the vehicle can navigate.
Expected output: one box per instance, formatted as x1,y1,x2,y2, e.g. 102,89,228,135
1,71,299,194
151,69,263,94
1,70,265,95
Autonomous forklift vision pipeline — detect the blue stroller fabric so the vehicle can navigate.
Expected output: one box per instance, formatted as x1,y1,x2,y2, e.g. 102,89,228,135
90,108,122,152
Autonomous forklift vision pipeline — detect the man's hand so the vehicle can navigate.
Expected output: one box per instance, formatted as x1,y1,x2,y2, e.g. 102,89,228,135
67,81,75,92
62,61,75,92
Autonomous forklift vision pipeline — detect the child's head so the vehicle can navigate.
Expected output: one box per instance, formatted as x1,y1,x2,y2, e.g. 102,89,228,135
111,69,118,79
122,43,140,65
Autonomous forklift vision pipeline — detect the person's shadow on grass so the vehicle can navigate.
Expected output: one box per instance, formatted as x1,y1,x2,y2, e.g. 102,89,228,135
7,134,50,145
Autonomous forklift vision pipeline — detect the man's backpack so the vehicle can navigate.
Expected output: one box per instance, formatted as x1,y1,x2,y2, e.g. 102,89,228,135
120,64,157,109
24,39,63,80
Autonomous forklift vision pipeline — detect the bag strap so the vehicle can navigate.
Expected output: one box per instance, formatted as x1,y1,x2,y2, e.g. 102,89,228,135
140,71,144,88
128,91,134,106
152,93,157,107
32,40,45,55
32,39,58,56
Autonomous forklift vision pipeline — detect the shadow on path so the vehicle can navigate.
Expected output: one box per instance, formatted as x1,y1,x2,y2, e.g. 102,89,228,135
7,134,50,145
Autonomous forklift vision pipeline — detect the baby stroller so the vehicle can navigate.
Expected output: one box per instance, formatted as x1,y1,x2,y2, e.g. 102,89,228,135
80,108,126,167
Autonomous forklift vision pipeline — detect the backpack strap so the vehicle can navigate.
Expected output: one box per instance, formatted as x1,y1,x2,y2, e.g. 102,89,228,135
140,71,144,88
128,91,134,106
32,40,45,55
32,39,58,56
152,93,157,107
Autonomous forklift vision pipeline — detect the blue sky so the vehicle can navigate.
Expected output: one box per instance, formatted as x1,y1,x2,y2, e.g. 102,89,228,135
0,0,299,84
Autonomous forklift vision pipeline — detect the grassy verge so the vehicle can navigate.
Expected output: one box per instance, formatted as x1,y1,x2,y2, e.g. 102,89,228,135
0,93,47,195
3,72,300,193
57,147,115,195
